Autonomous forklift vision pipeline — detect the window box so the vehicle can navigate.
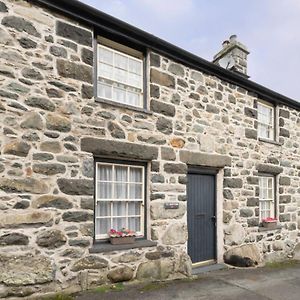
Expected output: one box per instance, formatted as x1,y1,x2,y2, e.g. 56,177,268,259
262,218,277,229
110,236,135,245
109,228,136,245
89,239,157,253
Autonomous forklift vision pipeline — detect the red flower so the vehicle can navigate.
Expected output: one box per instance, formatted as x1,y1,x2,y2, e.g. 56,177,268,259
108,228,136,237
262,217,277,222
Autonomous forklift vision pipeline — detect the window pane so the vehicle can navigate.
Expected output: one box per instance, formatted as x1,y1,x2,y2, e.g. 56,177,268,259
113,87,126,103
98,82,112,99
97,218,111,235
130,167,143,182
127,91,140,106
99,47,113,65
115,166,128,181
128,73,141,88
129,183,142,199
99,63,113,79
98,201,111,217
112,217,126,230
268,128,274,139
98,165,112,181
128,58,141,75
115,53,127,70
128,202,141,216
114,183,127,199
114,68,127,83
99,182,112,199
128,217,140,232
268,188,273,198
268,178,273,187
113,201,126,216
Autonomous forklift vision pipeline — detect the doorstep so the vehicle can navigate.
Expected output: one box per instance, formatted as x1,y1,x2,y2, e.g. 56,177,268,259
192,262,228,275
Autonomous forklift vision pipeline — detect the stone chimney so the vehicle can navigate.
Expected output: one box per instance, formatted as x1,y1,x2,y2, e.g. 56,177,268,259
213,35,250,78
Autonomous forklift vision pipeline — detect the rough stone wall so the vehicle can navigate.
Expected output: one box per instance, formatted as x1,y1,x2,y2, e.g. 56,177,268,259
149,53,300,262
0,0,299,298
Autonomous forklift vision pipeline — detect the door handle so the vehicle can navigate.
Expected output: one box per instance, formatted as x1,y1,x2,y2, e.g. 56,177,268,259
195,213,205,218
211,216,216,222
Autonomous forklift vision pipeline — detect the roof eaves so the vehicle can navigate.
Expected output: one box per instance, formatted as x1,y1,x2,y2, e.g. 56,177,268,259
32,0,300,110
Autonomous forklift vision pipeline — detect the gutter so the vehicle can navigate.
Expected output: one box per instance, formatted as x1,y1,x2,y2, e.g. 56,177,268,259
32,0,300,110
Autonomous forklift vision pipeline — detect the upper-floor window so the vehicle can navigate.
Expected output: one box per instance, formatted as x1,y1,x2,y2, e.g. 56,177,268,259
257,101,274,140
259,175,275,221
95,161,145,240
97,38,144,108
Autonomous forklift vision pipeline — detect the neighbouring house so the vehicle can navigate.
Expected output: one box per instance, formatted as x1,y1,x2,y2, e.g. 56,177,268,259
0,0,299,298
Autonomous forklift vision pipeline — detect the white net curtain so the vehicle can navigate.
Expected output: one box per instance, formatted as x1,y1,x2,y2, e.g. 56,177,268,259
95,163,144,239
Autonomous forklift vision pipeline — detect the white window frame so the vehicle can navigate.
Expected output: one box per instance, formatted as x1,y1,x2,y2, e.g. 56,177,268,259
96,42,144,108
95,161,145,240
259,175,275,221
257,101,275,140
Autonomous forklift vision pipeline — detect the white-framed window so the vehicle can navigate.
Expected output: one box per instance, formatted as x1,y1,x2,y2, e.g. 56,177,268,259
97,41,143,108
257,101,275,140
259,176,275,221
95,161,145,240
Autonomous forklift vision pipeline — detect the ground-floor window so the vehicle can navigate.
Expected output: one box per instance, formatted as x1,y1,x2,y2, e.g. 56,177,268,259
95,160,145,240
259,175,275,221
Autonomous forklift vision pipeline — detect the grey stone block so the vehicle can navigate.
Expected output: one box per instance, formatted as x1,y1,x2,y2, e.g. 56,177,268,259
81,137,158,160
179,150,231,167
56,21,92,46
256,163,283,174
224,178,243,188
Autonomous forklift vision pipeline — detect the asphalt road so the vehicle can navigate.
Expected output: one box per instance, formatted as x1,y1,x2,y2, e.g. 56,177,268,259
75,261,300,300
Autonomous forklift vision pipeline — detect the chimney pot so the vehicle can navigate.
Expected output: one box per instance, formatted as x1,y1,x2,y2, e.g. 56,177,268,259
222,40,230,48
229,34,237,43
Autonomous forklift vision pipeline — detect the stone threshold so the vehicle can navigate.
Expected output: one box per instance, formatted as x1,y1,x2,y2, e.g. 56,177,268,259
95,98,153,115
258,225,282,232
89,239,157,253
192,263,228,275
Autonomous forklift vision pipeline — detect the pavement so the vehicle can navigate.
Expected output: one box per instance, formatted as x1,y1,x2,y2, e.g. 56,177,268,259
74,261,300,300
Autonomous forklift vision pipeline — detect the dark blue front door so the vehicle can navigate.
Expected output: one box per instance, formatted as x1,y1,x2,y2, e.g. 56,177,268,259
187,171,216,263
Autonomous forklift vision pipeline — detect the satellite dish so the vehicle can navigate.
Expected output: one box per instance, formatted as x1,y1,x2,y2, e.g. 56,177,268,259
218,56,235,70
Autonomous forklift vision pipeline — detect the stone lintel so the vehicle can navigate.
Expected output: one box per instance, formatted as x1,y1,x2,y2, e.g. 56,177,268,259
256,163,283,175
81,137,158,161
179,150,231,168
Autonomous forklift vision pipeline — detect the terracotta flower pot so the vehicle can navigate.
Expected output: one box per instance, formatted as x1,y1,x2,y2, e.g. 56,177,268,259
109,236,135,245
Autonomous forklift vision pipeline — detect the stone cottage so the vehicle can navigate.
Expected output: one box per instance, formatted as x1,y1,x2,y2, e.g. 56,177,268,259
0,0,300,298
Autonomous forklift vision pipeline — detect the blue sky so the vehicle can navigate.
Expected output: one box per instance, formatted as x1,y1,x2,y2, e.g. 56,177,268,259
80,0,300,100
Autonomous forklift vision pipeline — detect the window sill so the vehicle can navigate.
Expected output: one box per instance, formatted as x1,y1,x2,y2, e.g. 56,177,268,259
258,137,282,146
95,98,153,115
258,224,282,232
89,239,157,253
